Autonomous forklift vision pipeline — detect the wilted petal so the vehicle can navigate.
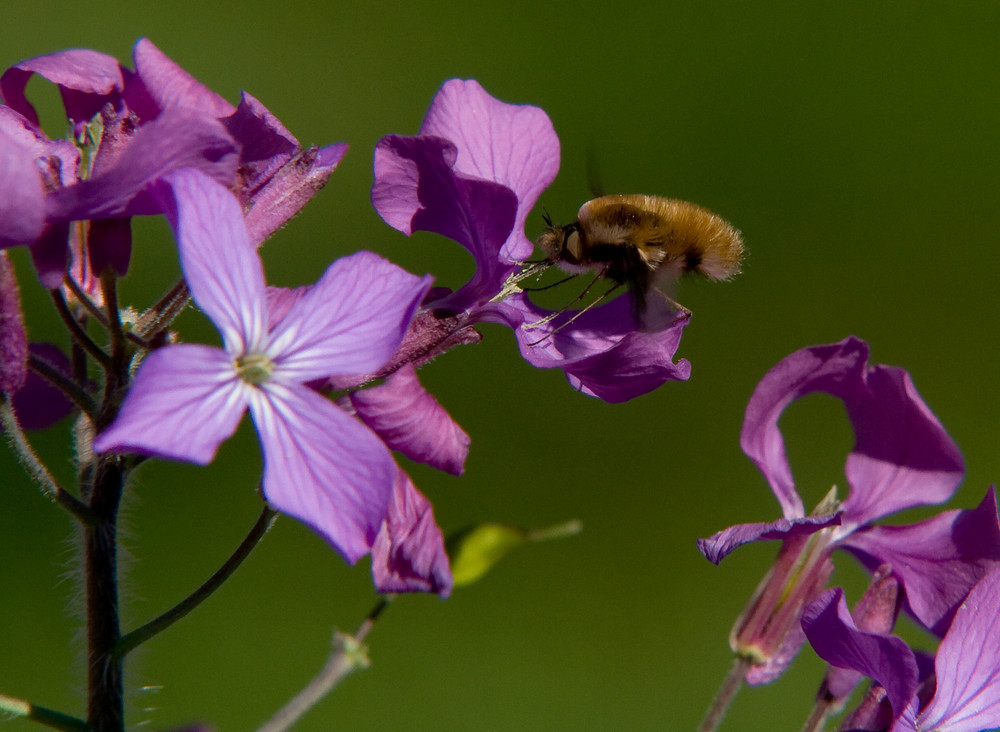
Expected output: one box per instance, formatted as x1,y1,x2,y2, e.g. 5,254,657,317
504,294,691,403
130,38,234,120
841,488,1000,636
93,345,247,464
350,363,470,475
917,570,1000,732
267,251,431,381
802,588,920,722
153,168,266,354
372,134,518,313
0,48,125,126
419,78,560,261
371,467,452,596
250,381,394,564
740,336,963,524
223,92,297,191
0,251,27,394
697,513,842,565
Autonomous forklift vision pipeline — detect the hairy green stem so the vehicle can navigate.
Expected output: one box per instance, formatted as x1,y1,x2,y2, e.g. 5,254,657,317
0,693,90,731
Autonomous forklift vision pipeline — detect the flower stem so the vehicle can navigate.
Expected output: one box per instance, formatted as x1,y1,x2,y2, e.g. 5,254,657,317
134,278,189,340
50,289,111,371
698,655,751,732
0,693,90,732
28,351,97,418
114,506,278,658
255,596,393,732
800,696,834,732
0,397,94,523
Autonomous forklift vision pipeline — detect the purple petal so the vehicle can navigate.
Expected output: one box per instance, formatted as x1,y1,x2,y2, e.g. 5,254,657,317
1,48,124,126
48,109,239,221
350,364,470,475
0,251,27,394
13,344,75,430
917,570,1000,732
0,128,46,248
266,251,431,381
130,38,234,119
250,382,394,564
802,588,920,722
372,134,518,313
223,92,297,190
419,79,560,261
841,488,1000,636
740,336,963,524
371,467,452,596
153,168,266,354
697,513,842,565
243,142,348,247
503,293,691,403
93,345,247,464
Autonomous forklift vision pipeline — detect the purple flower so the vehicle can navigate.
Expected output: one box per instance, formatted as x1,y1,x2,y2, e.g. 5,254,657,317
0,250,27,395
371,79,691,402
698,336,1000,684
93,168,431,565
0,39,345,287
803,569,1000,731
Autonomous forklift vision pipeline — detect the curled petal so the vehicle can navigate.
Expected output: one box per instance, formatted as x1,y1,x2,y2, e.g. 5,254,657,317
267,251,431,381
802,588,920,723
1,48,125,126
697,513,841,565
741,336,964,523
503,293,691,403
350,363,470,475
372,134,518,313
420,78,560,261
250,382,394,564
917,569,1000,732
153,168,266,354
129,38,234,120
841,488,1000,636
371,467,452,596
93,345,247,464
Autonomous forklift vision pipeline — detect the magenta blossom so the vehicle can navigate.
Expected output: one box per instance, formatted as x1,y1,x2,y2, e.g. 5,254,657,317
93,168,431,566
371,78,691,402
0,38,346,287
803,569,1000,731
698,336,1000,684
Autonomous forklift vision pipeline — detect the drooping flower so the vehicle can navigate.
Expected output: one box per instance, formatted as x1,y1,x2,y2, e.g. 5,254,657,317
698,336,1000,684
0,38,346,288
371,78,692,402
802,568,1000,731
93,168,431,565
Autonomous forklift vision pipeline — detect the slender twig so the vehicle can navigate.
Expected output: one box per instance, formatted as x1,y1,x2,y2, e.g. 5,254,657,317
134,278,190,339
800,696,834,732
62,274,108,327
0,693,91,732
255,597,393,732
50,290,111,370
28,351,97,418
114,506,278,659
0,398,95,524
698,656,751,732
100,272,127,377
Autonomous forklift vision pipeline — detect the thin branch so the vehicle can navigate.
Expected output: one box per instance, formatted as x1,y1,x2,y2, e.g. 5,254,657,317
134,278,189,339
50,290,110,370
255,597,392,732
0,693,91,732
28,351,97,418
114,506,278,658
698,656,751,732
0,398,95,524
62,275,108,327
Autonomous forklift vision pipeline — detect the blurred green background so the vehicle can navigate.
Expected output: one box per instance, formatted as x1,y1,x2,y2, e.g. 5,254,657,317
3,3,999,730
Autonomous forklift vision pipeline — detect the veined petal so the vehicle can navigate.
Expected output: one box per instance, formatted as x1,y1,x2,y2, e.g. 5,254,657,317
917,570,1000,732
349,364,470,476
0,129,45,248
420,78,560,261
267,251,431,381
249,382,394,564
93,344,247,464
371,467,452,596
697,513,842,565
0,48,124,126
840,488,1000,636
801,588,920,723
153,168,266,354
